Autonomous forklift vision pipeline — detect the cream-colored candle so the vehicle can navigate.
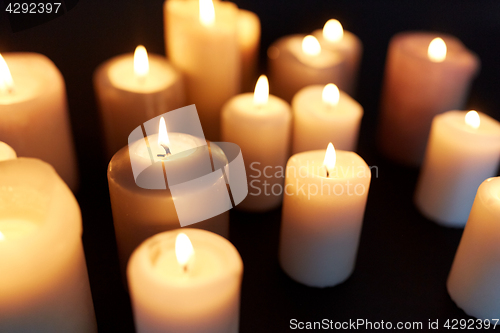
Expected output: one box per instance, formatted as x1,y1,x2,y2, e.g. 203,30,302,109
0,53,78,190
268,34,346,102
164,0,240,141
378,32,480,166
221,75,292,212
128,228,243,333
0,141,16,161
0,158,96,332
415,110,500,227
447,177,500,319
94,45,185,160
292,83,363,154
108,114,230,277
237,9,261,92
279,144,371,287
312,19,363,95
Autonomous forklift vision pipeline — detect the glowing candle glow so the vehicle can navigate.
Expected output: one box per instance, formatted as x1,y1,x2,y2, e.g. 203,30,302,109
0,54,14,94
175,233,194,272
253,75,269,106
465,110,480,129
322,83,340,108
199,0,215,26
133,45,149,78
323,19,343,43
302,35,321,56
428,37,447,62
323,143,336,177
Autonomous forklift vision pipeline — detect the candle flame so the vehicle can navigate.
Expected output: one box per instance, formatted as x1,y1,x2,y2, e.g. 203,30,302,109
465,110,480,129
134,45,149,78
158,116,170,149
254,75,269,107
428,38,447,62
322,83,340,107
323,143,336,177
199,0,215,27
323,19,344,43
175,233,194,271
0,54,14,94
302,35,321,56
0,231,4,241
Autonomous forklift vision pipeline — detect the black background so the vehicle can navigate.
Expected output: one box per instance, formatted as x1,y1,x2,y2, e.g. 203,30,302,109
1,0,500,331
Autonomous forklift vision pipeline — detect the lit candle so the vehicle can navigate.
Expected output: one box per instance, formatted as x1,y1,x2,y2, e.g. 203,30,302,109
164,0,240,141
0,53,79,190
94,45,185,160
0,141,16,161
279,143,371,287
267,34,346,102
378,32,480,166
447,177,500,319
221,75,292,212
312,19,363,95
237,9,261,92
108,114,230,278
128,228,243,333
0,158,96,332
414,110,500,227
291,83,363,154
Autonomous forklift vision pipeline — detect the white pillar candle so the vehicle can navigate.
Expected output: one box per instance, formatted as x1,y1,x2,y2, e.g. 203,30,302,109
447,177,500,320
0,53,79,191
94,45,185,160
128,228,243,333
378,32,480,166
164,0,240,141
108,115,230,277
414,110,500,227
312,19,363,95
237,9,261,92
0,141,16,161
279,144,371,287
268,34,346,103
221,75,292,212
291,83,363,154
0,158,96,332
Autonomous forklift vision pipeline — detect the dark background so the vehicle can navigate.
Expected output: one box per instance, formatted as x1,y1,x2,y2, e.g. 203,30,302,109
1,0,500,331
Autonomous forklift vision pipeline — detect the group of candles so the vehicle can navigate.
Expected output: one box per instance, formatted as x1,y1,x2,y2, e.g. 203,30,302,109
1,0,500,331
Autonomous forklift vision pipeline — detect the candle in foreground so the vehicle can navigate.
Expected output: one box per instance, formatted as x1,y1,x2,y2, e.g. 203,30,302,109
0,141,16,161
447,177,500,319
94,45,185,160
292,83,363,154
164,0,240,141
268,34,346,102
108,116,229,277
237,9,261,92
312,19,363,95
221,75,292,212
0,158,96,332
0,53,79,190
378,32,480,166
128,228,243,333
414,110,500,227
279,144,371,287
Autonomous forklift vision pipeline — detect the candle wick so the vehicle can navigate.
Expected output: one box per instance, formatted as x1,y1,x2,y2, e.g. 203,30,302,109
157,144,171,158
183,264,188,273
325,166,329,178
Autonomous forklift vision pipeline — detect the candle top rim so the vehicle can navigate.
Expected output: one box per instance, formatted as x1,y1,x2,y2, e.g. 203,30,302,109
436,110,500,140
479,177,500,210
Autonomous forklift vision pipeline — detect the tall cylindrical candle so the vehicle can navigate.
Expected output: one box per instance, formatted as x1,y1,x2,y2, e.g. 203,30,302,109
414,110,500,227
128,228,243,333
237,9,261,92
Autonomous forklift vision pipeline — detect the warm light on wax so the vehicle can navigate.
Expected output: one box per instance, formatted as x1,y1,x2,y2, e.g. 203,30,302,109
158,116,170,150
0,53,14,94
322,83,340,107
133,45,149,78
465,110,480,129
253,74,269,107
199,0,215,27
302,35,321,56
323,19,344,43
323,142,336,176
175,233,195,271
428,37,447,62
0,231,4,241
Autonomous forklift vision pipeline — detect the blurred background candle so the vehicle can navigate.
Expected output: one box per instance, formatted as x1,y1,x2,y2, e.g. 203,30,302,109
279,144,371,287
267,34,346,103
312,19,363,95
94,45,185,160
0,158,96,332
128,229,243,333
164,0,240,141
0,53,79,191
414,110,500,227
237,9,261,92
0,141,16,161
378,32,480,166
221,75,292,212
447,177,500,320
291,83,363,154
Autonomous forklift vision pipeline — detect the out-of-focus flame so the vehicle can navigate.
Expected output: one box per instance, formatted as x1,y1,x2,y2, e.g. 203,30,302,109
175,233,194,271
199,0,215,27
322,83,340,107
253,75,269,107
428,38,447,62
323,19,344,43
302,35,321,56
465,110,480,129
0,54,14,93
